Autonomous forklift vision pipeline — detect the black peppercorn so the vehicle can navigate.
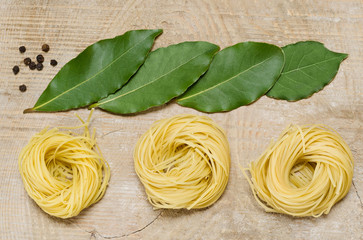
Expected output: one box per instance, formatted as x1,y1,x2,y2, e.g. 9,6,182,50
12,65,20,75
36,54,44,63
50,59,58,66
29,62,36,70
24,57,31,66
42,44,50,52
19,84,27,92
19,46,26,53
36,63,43,71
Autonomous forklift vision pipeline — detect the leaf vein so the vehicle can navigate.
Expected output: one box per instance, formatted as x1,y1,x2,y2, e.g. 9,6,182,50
282,56,344,75
298,69,316,81
178,56,273,101
274,77,299,92
97,50,213,106
284,75,314,90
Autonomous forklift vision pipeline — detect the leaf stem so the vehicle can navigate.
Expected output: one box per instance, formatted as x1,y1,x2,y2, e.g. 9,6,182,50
23,108,35,114
88,103,99,109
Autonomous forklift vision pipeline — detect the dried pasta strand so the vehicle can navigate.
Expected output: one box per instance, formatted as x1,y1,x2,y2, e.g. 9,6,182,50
18,110,110,219
243,124,354,217
134,114,230,209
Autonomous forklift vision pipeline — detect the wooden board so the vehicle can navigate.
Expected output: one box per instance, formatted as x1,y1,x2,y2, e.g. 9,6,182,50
1,0,362,239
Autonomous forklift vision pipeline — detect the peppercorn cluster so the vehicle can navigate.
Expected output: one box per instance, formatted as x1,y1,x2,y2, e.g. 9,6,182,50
13,44,59,92
13,44,58,75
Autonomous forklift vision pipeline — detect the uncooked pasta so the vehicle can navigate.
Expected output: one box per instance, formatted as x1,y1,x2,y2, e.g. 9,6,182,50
18,110,110,219
134,114,230,209
243,124,354,217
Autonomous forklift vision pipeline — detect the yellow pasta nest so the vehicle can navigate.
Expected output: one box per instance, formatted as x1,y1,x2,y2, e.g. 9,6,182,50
134,114,230,209
243,124,354,217
18,111,110,219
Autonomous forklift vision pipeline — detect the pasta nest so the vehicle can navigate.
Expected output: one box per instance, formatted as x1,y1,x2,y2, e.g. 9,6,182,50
18,112,110,218
244,124,354,217
134,114,230,209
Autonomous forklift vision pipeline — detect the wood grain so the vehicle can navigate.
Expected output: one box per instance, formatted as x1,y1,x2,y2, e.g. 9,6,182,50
0,0,362,239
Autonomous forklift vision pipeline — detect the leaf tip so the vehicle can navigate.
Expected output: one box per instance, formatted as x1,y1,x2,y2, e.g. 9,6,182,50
152,29,163,36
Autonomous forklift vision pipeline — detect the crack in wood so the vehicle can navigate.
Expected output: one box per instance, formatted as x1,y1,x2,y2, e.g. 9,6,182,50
352,180,363,208
89,230,97,240
100,129,123,139
87,211,163,239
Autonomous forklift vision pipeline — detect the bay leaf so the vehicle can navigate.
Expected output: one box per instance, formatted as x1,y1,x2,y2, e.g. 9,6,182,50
266,41,348,101
176,42,284,112
24,29,162,113
91,41,219,114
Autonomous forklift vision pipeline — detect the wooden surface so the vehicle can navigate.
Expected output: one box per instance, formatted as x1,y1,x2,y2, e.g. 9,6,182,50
1,0,362,239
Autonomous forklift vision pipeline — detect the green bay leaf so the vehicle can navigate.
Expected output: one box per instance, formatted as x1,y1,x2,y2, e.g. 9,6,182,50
24,29,162,112
91,41,219,114
177,42,284,112
266,41,348,101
